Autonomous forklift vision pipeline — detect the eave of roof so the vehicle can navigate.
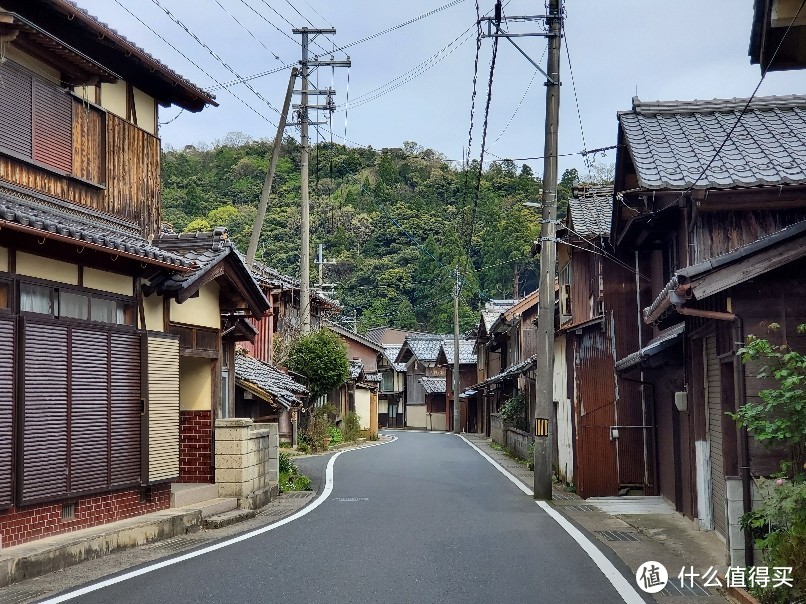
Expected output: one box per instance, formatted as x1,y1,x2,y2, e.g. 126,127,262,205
615,324,684,372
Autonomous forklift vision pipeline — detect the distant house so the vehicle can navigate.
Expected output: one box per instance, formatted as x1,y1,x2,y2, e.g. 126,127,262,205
435,339,478,433
396,334,449,429
418,377,448,431
610,94,806,566
750,0,806,72
233,350,308,442
376,345,406,428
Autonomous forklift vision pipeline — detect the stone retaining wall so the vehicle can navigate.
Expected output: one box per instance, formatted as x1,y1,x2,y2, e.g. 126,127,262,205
214,419,279,509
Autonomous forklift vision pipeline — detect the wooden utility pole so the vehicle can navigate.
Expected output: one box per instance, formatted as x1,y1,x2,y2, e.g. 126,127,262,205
453,266,461,433
292,27,349,333
533,0,562,500
246,67,298,269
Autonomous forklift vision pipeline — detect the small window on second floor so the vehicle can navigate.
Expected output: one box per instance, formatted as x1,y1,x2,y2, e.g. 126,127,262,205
59,291,89,320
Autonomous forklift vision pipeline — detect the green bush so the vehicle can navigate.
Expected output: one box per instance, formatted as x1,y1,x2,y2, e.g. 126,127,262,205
279,451,296,475
286,330,350,400
303,404,337,452
500,393,528,431
342,411,361,442
328,425,344,445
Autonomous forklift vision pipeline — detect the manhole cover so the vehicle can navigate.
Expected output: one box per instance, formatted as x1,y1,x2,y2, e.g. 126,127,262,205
333,497,369,502
0,589,52,604
596,531,640,542
565,504,597,512
661,580,711,597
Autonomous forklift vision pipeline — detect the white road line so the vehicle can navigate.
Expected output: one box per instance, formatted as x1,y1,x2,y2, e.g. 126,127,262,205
458,435,646,604
39,436,396,604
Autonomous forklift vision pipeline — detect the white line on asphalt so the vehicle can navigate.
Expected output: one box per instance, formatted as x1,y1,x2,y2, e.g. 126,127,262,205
39,437,397,604
458,435,646,604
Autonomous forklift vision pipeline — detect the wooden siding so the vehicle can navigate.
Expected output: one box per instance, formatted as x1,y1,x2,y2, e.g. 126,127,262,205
147,335,180,483
0,316,14,508
692,210,806,264
706,335,727,539
573,328,618,497
0,102,161,239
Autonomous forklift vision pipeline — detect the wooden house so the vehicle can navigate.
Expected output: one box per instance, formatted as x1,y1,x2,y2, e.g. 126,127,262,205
610,95,806,565
0,1,272,548
435,339,478,433
750,0,806,72
376,345,406,428
395,334,449,429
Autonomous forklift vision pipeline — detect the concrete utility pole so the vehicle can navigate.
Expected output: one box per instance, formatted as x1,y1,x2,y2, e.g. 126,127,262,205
533,0,562,500
453,266,461,433
292,27,350,333
246,67,298,269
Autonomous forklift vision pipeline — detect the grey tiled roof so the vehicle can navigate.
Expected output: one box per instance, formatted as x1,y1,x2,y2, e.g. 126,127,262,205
568,185,613,238
404,334,451,363
481,300,517,332
438,339,477,364
475,355,537,389
0,185,189,267
619,95,806,190
383,346,407,372
251,261,341,309
235,353,308,409
419,377,446,394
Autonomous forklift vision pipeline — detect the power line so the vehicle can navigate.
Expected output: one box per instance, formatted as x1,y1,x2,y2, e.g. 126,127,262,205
149,0,282,123
251,0,331,54
489,65,539,149
113,0,278,128
562,19,589,170
236,0,302,49
210,0,282,61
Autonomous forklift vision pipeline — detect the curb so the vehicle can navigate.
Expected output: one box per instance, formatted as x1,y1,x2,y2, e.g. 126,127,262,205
0,510,202,589
203,509,258,530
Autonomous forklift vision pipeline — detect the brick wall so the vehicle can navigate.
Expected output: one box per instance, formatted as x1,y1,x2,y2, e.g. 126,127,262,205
179,410,214,483
0,485,170,549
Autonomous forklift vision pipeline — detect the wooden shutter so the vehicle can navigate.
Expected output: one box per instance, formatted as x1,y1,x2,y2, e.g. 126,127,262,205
0,61,33,157
0,317,14,507
32,79,73,173
21,321,69,503
145,334,180,482
110,331,141,486
69,327,110,493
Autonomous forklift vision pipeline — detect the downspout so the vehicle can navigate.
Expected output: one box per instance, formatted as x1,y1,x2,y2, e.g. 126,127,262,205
733,315,753,566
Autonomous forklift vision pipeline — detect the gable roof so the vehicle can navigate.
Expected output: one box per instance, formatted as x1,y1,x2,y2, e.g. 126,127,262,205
251,261,341,310
234,352,308,409
144,229,269,317
325,321,384,353
0,0,216,111
381,346,407,372
436,339,477,366
618,95,806,191
396,333,450,364
568,184,614,239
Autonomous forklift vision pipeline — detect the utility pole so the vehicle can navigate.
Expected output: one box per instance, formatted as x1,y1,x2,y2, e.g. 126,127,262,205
292,27,350,333
315,243,336,292
453,266,461,433
480,0,562,499
246,67,298,269
533,0,562,500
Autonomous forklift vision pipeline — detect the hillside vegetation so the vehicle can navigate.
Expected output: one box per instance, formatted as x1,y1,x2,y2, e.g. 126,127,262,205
161,134,578,333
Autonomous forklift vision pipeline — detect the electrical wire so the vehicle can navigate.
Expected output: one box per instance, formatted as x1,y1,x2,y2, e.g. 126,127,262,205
113,0,279,128
210,0,282,61
236,0,303,49
562,19,589,170
149,0,282,124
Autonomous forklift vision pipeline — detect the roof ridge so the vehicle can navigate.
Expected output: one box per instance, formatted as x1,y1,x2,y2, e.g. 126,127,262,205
626,94,806,116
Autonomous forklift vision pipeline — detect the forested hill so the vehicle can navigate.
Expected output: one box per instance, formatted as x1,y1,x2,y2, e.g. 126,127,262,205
161,134,578,333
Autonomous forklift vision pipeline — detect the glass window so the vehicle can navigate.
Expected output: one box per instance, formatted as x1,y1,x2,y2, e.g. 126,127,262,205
381,371,394,392
59,291,89,320
20,283,52,314
90,297,117,323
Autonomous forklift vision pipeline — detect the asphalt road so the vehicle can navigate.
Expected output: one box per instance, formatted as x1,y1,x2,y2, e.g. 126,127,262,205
43,432,639,604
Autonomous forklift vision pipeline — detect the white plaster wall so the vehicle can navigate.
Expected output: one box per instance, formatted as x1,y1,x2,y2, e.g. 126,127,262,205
83,267,133,296
170,281,220,328
407,405,427,429
554,338,574,484
355,388,371,430
16,252,78,285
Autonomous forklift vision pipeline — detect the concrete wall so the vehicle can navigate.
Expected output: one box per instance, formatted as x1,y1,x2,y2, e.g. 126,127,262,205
491,414,506,447
215,419,279,509
428,412,446,431
554,338,574,484
506,428,532,462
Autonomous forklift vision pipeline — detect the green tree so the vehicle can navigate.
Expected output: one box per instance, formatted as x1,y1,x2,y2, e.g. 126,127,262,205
286,329,350,400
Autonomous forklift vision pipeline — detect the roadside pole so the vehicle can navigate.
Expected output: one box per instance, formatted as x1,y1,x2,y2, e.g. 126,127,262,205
453,266,461,433
533,0,562,500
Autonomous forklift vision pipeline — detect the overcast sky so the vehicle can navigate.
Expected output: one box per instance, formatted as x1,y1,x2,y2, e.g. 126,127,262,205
75,0,804,180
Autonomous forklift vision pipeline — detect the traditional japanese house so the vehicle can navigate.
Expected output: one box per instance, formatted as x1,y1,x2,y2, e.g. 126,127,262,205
396,334,449,429
750,0,806,72
611,95,806,565
0,0,242,547
376,345,406,428
435,339,478,433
